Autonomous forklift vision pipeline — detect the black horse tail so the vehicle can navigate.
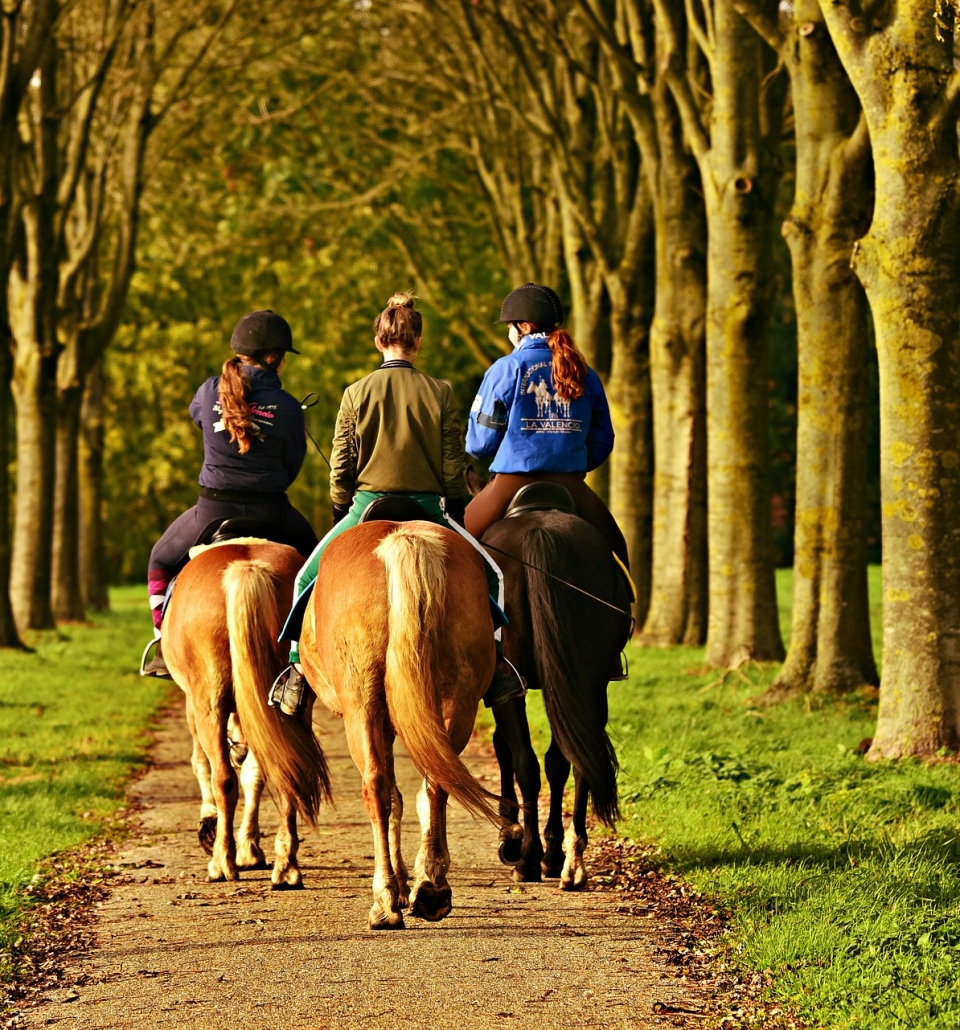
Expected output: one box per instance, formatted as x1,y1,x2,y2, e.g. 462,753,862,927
522,526,621,827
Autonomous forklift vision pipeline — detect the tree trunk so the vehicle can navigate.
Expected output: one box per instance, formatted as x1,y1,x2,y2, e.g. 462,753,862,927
607,206,655,625
700,4,786,667
52,379,86,621
79,360,109,611
10,345,58,631
639,79,709,648
0,333,25,647
819,0,960,756
767,0,877,696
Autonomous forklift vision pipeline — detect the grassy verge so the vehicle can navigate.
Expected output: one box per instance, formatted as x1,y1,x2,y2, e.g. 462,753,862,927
0,587,168,974
526,566,960,1028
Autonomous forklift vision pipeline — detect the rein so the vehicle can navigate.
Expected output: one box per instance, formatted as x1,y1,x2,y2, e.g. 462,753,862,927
300,392,332,469
482,541,634,619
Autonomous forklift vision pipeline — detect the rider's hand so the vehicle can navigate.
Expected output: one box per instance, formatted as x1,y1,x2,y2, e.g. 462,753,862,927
332,503,351,524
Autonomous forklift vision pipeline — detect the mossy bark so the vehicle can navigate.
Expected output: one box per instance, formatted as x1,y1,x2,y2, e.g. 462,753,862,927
52,378,86,622
79,361,109,612
639,77,708,648
820,0,960,754
737,0,878,695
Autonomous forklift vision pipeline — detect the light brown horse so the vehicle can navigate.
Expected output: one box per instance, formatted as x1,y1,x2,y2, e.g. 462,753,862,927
163,539,330,886
300,519,500,929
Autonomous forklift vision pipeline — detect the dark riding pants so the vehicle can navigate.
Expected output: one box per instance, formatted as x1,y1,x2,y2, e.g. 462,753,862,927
147,496,318,629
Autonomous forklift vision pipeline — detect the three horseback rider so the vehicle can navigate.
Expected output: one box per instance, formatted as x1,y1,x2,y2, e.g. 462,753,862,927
142,310,317,677
144,286,627,692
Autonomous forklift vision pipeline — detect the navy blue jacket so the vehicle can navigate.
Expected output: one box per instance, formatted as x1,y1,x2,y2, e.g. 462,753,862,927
466,334,615,474
189,367,307,493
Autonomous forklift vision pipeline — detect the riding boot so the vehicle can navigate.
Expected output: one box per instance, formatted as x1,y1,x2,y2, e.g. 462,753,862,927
482,646,526,708
269,665,308,716
140,636,171,678
609,650,629,682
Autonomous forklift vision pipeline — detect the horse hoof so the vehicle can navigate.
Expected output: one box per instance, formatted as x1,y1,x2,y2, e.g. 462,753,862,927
411,884,452,922
499,838,522,865
271,880,305,891
512,863,542,883
561,876,587,892
239,857,269,871
198,817,217,856
370,910,405,930
541,858,564,879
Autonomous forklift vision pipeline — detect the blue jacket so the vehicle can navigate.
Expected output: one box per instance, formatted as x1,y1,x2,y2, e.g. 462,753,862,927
190,366,307,492
466,334,615,473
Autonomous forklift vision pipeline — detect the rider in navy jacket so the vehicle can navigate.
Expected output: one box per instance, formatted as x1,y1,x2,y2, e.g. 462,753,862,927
141,311,318,677
190,367,307,493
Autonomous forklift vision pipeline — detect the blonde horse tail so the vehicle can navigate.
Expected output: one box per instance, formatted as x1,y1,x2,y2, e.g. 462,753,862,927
224,559,331,824
376,526,500,826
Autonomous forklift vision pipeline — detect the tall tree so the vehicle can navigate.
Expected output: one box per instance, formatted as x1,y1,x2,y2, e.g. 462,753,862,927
578,0,709,645
735,0,877,696
820,0,960,755
657,0,788,666
0,0,55,646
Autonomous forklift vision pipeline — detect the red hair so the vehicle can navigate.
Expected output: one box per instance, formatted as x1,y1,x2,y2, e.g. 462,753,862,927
217,351,285,454
547,328,587,401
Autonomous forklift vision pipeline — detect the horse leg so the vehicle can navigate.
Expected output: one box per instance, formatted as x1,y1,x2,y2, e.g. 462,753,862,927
345,710,404,929
492,724,522,865
270,787,303,890
561,766,590,891
235,745,268,871
386,743,409,908
186,699,218,856
409,779,453,921
193,696,240,882
542,738,571,879
493,698,544,881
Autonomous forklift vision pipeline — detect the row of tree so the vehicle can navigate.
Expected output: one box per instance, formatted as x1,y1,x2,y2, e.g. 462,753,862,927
2,0,958,759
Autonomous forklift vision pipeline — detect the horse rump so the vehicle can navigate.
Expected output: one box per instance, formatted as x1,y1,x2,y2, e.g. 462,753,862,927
521,522,621,826
223,558,331,823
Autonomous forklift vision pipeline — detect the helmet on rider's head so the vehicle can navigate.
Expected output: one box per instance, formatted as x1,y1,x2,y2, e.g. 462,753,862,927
230,310,299,356
496,283,564,329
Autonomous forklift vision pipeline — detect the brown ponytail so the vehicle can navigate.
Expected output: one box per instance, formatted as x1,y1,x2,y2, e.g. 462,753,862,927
374,291,423,351
548,328,587,401
217,350,285,454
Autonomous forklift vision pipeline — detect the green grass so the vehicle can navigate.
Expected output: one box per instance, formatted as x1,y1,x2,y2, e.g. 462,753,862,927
0,587,167,970
526,565,960,1029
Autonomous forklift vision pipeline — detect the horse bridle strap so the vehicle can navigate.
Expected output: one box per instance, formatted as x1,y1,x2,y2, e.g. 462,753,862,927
482,542,634,619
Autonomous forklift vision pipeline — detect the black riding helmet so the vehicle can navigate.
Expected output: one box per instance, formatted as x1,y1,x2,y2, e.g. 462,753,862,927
496,283,564,328
230,310,299,355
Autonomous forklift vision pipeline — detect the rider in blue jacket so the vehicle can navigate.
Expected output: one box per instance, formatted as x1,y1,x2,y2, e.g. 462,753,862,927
141,311,318,677
465,283,629,567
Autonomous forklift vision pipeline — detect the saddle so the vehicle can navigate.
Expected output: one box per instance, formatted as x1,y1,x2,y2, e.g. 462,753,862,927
358,495,428,523
506,482,577,518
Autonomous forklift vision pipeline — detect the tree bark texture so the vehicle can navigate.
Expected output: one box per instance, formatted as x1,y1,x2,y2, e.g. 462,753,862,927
736,0,878,694
0,336,24,647
639,77,708,647
79,361,109,611
821,0,960,755
661,0,787,665
52,375,86,621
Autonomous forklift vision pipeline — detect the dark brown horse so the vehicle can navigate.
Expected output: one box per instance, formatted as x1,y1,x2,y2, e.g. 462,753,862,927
483,510,632,888
299,520,501,929
163,539,330,886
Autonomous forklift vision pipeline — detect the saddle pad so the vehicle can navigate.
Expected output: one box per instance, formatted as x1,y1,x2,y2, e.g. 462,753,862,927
188,535,273,560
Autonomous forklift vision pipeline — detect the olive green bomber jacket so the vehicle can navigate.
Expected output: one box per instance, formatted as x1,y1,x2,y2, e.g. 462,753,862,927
328,361,467,507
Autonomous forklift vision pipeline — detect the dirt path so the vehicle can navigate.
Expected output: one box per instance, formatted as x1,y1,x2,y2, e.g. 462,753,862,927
19,704,713,1030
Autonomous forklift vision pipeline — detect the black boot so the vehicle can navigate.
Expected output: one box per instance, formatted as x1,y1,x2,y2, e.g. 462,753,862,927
269,666,308,716
140,636,170,678
483,654,526,708
609,650,629,682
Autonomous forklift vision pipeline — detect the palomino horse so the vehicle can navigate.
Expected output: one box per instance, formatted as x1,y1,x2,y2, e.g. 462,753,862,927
163,539,330,886
299,519,501,930
483,508,632,888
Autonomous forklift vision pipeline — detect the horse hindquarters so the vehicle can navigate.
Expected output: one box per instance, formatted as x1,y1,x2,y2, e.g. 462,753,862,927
224,558,330,888
521,525,621,828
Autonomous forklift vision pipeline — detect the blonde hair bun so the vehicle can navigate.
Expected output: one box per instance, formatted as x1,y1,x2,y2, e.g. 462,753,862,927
387,291,416,309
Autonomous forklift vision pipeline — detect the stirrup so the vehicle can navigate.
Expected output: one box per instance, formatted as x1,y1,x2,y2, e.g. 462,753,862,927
609,650,629,682
140,635,170,678
269,666,307,717
483,656,527,708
